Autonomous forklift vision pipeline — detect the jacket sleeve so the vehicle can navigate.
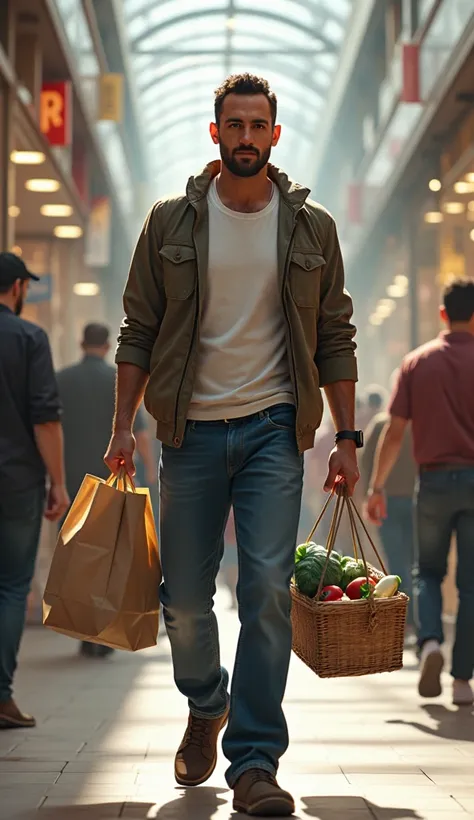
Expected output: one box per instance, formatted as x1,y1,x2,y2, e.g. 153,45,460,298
115,203,166,373
315,215,358,387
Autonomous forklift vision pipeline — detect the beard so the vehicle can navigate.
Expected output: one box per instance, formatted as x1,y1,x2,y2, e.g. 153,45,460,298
14,293,24,316
220,142,271,178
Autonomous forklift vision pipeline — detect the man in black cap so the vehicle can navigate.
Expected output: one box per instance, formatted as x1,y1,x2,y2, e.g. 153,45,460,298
0,252,69,729
57,321,156,658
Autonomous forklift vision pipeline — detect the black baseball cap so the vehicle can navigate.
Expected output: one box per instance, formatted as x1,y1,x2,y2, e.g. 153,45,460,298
0,251,40,287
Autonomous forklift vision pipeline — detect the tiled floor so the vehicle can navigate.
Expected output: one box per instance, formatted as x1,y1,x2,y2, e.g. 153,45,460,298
2,588,473,819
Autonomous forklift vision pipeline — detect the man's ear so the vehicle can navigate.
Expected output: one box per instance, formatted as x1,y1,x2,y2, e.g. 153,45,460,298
210,122,219,145
272,124,281,147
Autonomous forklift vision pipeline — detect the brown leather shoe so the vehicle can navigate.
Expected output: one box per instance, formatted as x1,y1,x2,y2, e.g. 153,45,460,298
0,699,36,729
233,769,295,816
174,706,229,786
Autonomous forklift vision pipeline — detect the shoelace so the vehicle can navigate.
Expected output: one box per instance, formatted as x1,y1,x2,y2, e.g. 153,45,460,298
185,717,212,747
249,769,277,785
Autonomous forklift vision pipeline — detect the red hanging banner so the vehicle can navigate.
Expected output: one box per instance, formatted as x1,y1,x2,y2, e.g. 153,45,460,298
40,82,72,146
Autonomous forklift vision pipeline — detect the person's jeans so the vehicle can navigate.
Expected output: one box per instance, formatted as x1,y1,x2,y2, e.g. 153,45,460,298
379,495,415,626
415,468,474,681
0,485,45,701
159,404,303,787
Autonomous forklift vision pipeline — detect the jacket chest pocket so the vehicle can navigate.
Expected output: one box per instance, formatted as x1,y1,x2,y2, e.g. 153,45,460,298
289,252,324,308
159,244,197,300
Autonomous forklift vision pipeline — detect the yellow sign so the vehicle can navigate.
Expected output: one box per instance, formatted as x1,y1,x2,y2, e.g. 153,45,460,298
98,74,124,122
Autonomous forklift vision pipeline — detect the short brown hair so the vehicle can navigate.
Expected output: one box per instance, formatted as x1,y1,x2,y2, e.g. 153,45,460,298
214,73,277,125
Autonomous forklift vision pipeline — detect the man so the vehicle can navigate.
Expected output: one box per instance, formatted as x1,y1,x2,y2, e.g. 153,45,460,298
0,252,69,729
361,389,416,634
57,322,156,658
105,74,360,816
367,278,474,708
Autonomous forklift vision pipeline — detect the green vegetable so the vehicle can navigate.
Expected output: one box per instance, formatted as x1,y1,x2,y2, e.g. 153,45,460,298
295,542,318,564
341,560,367,590
373,575,401,598
340,555,354,568
294,550,343,598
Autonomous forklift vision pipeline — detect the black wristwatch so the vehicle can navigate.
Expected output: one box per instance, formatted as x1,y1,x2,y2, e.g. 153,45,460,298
335,430,364,449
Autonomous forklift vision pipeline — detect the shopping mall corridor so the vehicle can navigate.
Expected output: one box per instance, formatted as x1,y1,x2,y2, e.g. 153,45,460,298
1,587,473,820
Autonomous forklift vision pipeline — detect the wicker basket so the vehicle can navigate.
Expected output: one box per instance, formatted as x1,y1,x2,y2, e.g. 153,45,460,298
291,493,409,678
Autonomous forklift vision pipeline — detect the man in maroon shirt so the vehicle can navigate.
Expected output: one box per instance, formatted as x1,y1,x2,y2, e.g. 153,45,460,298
366,279,474,707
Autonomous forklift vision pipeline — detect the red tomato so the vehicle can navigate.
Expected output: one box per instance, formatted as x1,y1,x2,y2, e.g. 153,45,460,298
320,585,344,601
345,577,376,600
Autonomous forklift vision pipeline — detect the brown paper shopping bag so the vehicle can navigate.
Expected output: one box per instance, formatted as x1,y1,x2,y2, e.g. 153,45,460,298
43,471,161,651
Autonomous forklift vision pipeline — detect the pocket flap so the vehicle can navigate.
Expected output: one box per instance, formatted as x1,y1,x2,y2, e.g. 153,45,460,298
159,244,196,265
291,252,325,271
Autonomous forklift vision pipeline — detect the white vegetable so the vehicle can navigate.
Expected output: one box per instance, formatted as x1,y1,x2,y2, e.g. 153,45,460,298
373,575,401,598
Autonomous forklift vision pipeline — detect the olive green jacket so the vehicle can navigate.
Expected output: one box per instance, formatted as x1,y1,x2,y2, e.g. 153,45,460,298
116,161,357,452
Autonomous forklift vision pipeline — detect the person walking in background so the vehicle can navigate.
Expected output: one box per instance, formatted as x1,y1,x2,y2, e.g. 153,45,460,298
358,385,387,431
0,252,69,729
57,322,156,659
366,279,474,707
105,74,360,817
361,382,416,639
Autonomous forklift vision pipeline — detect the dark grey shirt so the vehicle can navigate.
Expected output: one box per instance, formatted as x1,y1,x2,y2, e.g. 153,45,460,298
0,304,61,493
57,355,145,500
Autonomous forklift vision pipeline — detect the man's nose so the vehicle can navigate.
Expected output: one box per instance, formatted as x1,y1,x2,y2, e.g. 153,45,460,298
240,130,253,145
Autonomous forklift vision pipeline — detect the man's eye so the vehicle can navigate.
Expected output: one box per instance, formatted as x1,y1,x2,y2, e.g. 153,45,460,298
254,124,264,129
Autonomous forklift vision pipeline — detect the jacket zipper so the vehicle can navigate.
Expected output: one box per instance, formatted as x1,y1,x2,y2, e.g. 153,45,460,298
172,220,200,444
282,219,299,416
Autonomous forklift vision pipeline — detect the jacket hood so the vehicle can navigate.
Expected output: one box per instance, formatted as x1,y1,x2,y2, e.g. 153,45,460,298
186,159,311,211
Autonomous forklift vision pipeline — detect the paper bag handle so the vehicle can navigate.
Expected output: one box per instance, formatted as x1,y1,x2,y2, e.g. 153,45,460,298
106,467,136,493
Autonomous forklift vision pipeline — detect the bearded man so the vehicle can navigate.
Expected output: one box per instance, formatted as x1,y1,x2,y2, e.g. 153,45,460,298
105,74,360,816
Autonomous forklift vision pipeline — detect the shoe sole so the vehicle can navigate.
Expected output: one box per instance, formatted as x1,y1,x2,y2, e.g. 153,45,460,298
174,708,229,787
0,717,35,730
418,650,444,698
233,796,295,816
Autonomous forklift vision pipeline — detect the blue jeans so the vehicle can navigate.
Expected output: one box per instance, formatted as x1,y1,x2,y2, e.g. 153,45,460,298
159,404,303,787
0,485,44,701
415,468,474,681
379,495,415,626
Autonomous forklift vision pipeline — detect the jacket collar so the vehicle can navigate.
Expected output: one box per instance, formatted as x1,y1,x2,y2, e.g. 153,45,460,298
186,159,310,211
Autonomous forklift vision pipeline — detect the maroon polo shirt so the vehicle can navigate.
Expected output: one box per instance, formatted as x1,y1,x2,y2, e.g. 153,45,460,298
389,331,474,467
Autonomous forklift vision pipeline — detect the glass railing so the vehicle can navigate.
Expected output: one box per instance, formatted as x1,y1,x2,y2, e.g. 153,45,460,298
52,0,134,220
420,0,474,99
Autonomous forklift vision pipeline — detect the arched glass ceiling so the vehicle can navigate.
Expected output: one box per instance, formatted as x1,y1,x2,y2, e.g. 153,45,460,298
123,0,353,198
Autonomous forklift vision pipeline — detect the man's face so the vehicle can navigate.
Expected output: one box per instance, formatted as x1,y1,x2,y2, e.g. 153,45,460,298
210,93,281,178
13,280,28,315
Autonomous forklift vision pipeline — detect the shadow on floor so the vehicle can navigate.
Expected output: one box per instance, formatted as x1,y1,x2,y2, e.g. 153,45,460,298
35,787,229,819
386,703,474,742
301,796,422,819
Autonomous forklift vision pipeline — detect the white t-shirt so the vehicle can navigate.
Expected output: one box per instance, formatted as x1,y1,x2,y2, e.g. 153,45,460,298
188,178,294,420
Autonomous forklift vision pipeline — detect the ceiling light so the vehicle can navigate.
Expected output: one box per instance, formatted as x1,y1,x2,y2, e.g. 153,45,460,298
428,178,441,192
376,301,396,319
73,282,99,296
11,150,45,165
226,16,236,30
454,181,474,194
11,245,22,256
54,225,83,238
387,284,405,298
424,211,443,223
8,205,20,217
468,201,474,212
443,201,465,214
41,204,73,217
465,173,474,183
394,275,409,288
369,314,383,326
470,229,474,242
26,178,60,193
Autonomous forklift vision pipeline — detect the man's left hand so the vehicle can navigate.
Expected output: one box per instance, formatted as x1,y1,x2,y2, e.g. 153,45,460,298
323,442,360,496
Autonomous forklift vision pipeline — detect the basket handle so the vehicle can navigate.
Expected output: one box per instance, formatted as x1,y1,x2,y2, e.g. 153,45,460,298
310,489,388,601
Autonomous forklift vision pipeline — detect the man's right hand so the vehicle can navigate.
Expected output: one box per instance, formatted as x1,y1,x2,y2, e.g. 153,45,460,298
104,430,136,476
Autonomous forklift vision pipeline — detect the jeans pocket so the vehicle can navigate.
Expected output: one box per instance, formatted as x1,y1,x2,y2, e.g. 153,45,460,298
263,404,296,432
